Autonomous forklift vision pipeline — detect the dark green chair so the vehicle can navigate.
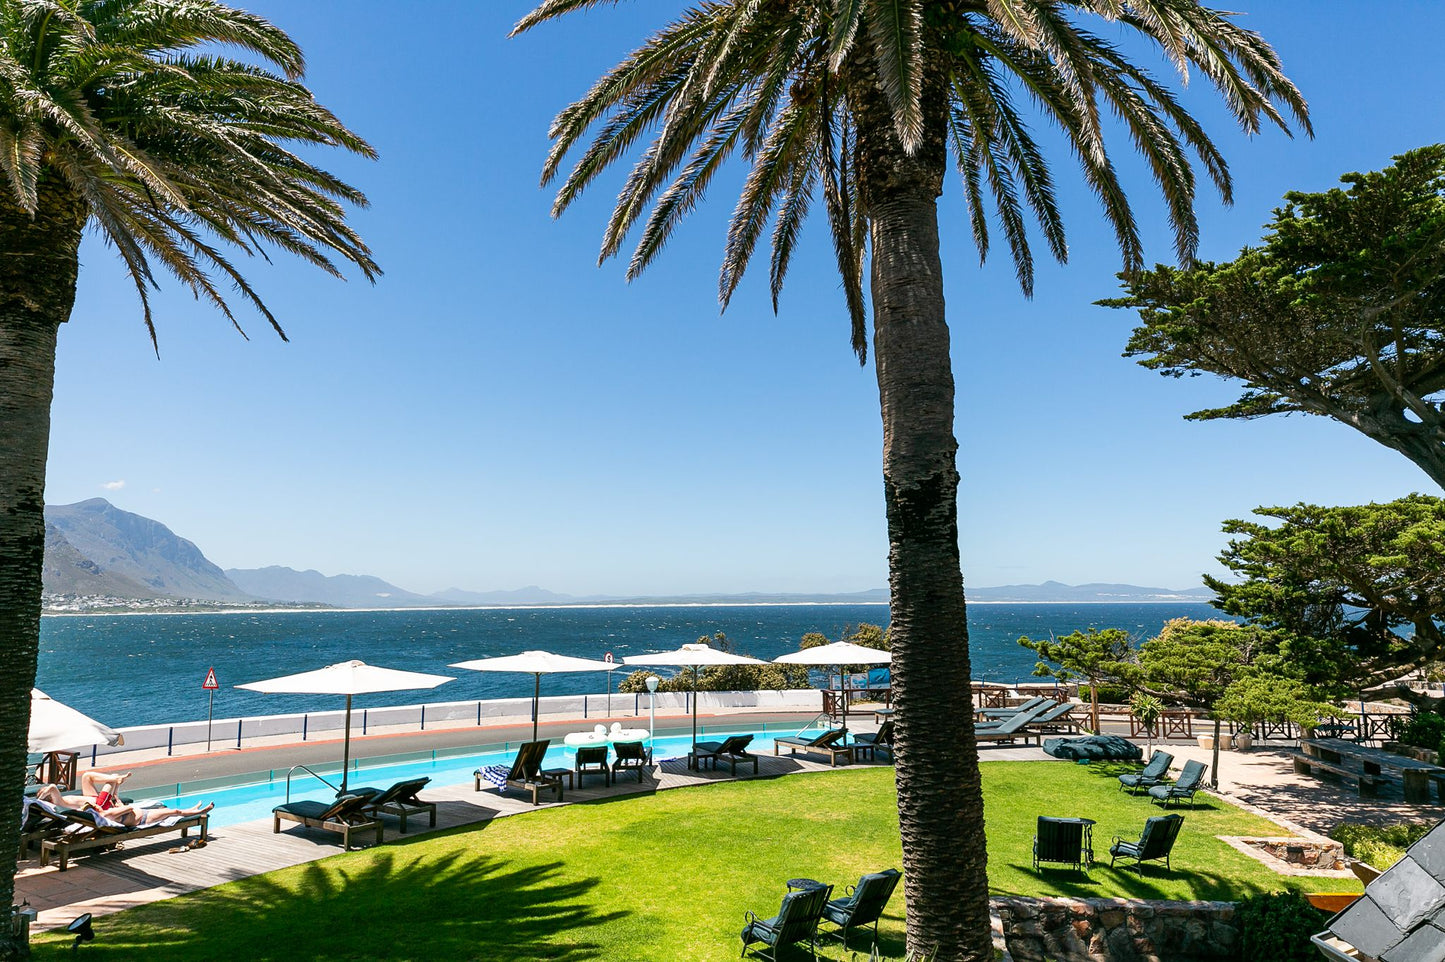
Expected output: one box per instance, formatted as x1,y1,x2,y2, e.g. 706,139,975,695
692,734,758,774
574,745,611,787
1118,751,1174,794
851,721,894,761
821,869,901,947
773,729,853,766
1148,759,1206,808
1109,813,1185,874
1033,816,1090,872
741,883,833,961
348,777,436,833
611,740,652,783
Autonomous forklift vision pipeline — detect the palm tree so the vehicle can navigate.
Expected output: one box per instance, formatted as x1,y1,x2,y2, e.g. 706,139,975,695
0,2,376,950
513,2,1308,957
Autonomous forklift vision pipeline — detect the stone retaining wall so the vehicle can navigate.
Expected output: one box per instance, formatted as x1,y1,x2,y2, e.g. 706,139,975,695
992,896,1237,962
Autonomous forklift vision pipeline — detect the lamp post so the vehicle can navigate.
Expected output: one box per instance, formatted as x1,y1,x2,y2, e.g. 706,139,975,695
645,674,659,750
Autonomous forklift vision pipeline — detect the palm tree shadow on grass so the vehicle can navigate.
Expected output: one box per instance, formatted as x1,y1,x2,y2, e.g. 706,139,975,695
50,850,624,961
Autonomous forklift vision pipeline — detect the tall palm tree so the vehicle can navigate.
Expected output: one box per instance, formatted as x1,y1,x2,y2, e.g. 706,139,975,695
0,2,376,950
513,1,1308,957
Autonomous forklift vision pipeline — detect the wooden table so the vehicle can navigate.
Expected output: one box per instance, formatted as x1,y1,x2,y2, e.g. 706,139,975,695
1300,738,1445,804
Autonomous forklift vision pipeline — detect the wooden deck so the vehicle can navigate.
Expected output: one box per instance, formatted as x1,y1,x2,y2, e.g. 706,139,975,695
17,743,1051,931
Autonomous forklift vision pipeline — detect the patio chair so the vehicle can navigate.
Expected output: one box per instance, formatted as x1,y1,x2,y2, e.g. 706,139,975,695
773,729,853,766
1148,759,1207,808
273,792,380,850
1118,751,1175,795
1109,814,1185,874
43,805,210,870
692,734,759,775
475,739,565,805
821,869,901,948
1033,816,1090,873
574,745,611,788
349,777,436,833
611,740,652,783
851,720,894,762
741,882,834,961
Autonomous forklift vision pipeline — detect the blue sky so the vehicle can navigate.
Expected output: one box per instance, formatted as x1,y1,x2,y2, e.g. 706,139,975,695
40,2,1445,597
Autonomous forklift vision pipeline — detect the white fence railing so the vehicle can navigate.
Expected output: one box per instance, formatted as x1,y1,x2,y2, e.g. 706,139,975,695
69,688,824,764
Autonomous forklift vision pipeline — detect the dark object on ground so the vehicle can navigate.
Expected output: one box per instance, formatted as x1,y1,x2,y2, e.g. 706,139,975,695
741,882,833,961
1119,751,1175,794
822,869,902,948
1109,813,1184,874
1043,734,1143,761
1033,816,1090,873
1149,759,1208,808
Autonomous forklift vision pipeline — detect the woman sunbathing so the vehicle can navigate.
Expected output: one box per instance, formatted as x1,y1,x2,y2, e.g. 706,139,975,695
33,782,212,826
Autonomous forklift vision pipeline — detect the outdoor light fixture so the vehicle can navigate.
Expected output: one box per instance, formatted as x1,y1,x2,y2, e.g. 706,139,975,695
67,913,94,953
645,675,659,747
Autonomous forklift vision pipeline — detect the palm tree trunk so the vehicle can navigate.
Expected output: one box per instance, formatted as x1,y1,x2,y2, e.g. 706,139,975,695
853,52,992,962
0,179,85,961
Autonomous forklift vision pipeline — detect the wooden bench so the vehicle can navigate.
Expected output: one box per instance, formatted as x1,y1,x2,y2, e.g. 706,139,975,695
1291,754,1386,796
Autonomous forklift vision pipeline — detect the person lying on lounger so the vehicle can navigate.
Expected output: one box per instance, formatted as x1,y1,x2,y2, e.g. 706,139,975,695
32,783,213,826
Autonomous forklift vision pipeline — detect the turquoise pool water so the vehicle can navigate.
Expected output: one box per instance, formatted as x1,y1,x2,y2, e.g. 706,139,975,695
139,730,801,829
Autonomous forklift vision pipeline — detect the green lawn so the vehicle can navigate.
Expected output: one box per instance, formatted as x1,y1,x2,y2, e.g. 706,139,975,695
31,762,1358,961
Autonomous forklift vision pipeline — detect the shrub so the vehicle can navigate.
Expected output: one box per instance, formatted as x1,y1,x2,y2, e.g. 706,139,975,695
1398,711,1445,752
1082,683,1131,704
1236,892,1326,962
1330,821,1434,869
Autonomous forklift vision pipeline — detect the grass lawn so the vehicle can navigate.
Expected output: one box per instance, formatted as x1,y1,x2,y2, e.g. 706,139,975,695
31,761,1358,960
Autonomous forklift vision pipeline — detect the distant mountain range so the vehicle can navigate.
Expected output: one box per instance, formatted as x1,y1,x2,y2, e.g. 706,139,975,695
39,499,1215,611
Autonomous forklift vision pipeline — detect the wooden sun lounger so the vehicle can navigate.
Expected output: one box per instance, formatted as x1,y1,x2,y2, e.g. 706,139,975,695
273,793,381,850
974,700,1056,745
349,777,437,833
474,740,565,805
42,808,209,871
774,729,854,766
691,734,759,774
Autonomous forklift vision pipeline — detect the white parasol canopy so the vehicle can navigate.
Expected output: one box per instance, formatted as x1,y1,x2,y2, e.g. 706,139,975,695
774,642,892,735
237,660,453,793
28,689,123,753
624,643,765,766
450,650,617,741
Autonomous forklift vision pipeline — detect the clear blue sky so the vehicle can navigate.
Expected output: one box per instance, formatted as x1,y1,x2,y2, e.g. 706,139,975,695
39,2,1445,597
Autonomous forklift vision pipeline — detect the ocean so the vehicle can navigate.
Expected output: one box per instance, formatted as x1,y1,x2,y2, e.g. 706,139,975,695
36,602,1220,727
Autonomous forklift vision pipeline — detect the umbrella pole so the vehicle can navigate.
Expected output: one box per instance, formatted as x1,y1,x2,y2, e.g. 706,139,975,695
841,665,849,738
691,665,699,770
341,694,353,794
532,674,540,743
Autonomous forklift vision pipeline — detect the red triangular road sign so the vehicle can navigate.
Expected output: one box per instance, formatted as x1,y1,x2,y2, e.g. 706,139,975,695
203,667,219,690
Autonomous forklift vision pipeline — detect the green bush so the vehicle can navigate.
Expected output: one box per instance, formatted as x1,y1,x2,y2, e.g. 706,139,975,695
1398,711,1445,751
1330,821,1434,869
1236,892,1326,962
1082,683,1132,704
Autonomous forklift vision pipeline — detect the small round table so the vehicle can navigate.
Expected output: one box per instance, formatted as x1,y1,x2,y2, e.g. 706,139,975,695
787,878,825,892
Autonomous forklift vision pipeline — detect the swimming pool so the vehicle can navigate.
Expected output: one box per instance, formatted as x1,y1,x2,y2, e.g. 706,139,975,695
137,729,805,829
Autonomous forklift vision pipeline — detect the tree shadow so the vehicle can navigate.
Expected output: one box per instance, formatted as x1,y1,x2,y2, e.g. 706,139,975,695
34,850,625,960
994,860,1298,901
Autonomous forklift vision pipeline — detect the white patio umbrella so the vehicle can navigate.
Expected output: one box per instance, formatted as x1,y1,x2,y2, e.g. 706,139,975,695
236,660,453,794
624,643,765,768
449,650,617,742
28,689,123,753
774,642,892,736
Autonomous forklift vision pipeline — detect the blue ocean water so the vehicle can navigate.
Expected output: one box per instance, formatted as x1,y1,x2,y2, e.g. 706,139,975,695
36,603,1219,727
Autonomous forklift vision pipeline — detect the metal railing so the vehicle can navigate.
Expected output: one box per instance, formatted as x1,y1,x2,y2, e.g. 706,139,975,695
284,763,342,803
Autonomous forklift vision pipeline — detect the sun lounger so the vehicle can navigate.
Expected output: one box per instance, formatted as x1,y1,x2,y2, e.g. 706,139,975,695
821,869,901,947
18,796,73,860
1022,700,1080,734
575,745,611,787
974,700,1055,745
611,741,651,783
348,777,436,833
977,695,1049,719
741,882,833,961
1118,751,1174,794
475,740,565,805
851,720,894,762
43,805,209,870
691,734,758,775
773,729,853,766
273,793,380,850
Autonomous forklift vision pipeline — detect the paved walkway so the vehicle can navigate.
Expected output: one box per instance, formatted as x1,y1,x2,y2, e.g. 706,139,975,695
18,725,1049,933
1158,741,1445,838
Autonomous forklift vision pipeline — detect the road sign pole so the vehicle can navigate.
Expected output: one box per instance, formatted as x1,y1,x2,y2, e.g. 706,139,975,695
206,691,215,752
